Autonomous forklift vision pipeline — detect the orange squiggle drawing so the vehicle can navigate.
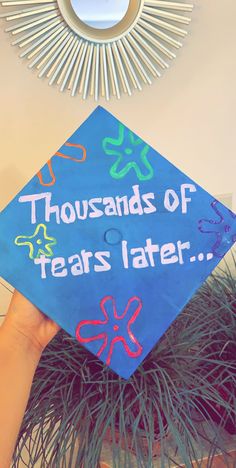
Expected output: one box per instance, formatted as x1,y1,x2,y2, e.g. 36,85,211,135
37,142,87,187
37,159,55,187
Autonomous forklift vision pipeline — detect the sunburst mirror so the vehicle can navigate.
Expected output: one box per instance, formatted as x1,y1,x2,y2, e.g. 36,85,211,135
0,0,193,100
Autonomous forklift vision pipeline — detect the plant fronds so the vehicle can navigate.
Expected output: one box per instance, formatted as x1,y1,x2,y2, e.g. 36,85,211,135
13,253,236,467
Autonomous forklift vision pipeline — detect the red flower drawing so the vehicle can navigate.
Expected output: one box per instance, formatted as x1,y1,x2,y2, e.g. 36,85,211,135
76,296,143,365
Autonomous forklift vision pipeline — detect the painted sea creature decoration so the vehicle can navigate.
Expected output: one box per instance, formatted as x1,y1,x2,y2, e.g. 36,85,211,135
0,107,235,378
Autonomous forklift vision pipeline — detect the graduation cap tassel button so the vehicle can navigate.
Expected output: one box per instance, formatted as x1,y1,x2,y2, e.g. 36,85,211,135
104,229,123,245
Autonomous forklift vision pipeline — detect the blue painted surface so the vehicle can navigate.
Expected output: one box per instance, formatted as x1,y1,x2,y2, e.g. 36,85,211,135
0,106,235,378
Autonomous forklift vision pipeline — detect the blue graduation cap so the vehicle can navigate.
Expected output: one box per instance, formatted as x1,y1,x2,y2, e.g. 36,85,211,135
0,107,235,379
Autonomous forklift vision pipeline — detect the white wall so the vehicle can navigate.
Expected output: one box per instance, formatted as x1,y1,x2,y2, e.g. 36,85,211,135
0,0,236,313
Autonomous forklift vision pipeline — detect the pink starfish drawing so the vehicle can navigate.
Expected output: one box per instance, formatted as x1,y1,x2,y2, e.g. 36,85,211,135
76,296,143,366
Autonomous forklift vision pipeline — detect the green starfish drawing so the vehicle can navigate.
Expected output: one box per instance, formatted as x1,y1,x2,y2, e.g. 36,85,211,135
15,223,57,260
103,123,154,181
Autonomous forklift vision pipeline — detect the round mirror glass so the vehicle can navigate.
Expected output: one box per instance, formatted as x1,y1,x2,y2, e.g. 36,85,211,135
70,0,130,29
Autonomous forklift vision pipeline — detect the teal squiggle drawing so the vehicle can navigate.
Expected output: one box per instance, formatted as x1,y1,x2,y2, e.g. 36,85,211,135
103,123,154,181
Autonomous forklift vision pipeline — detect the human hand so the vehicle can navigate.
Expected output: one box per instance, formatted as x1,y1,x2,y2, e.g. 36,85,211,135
1,289,60,355
0,290,60,467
